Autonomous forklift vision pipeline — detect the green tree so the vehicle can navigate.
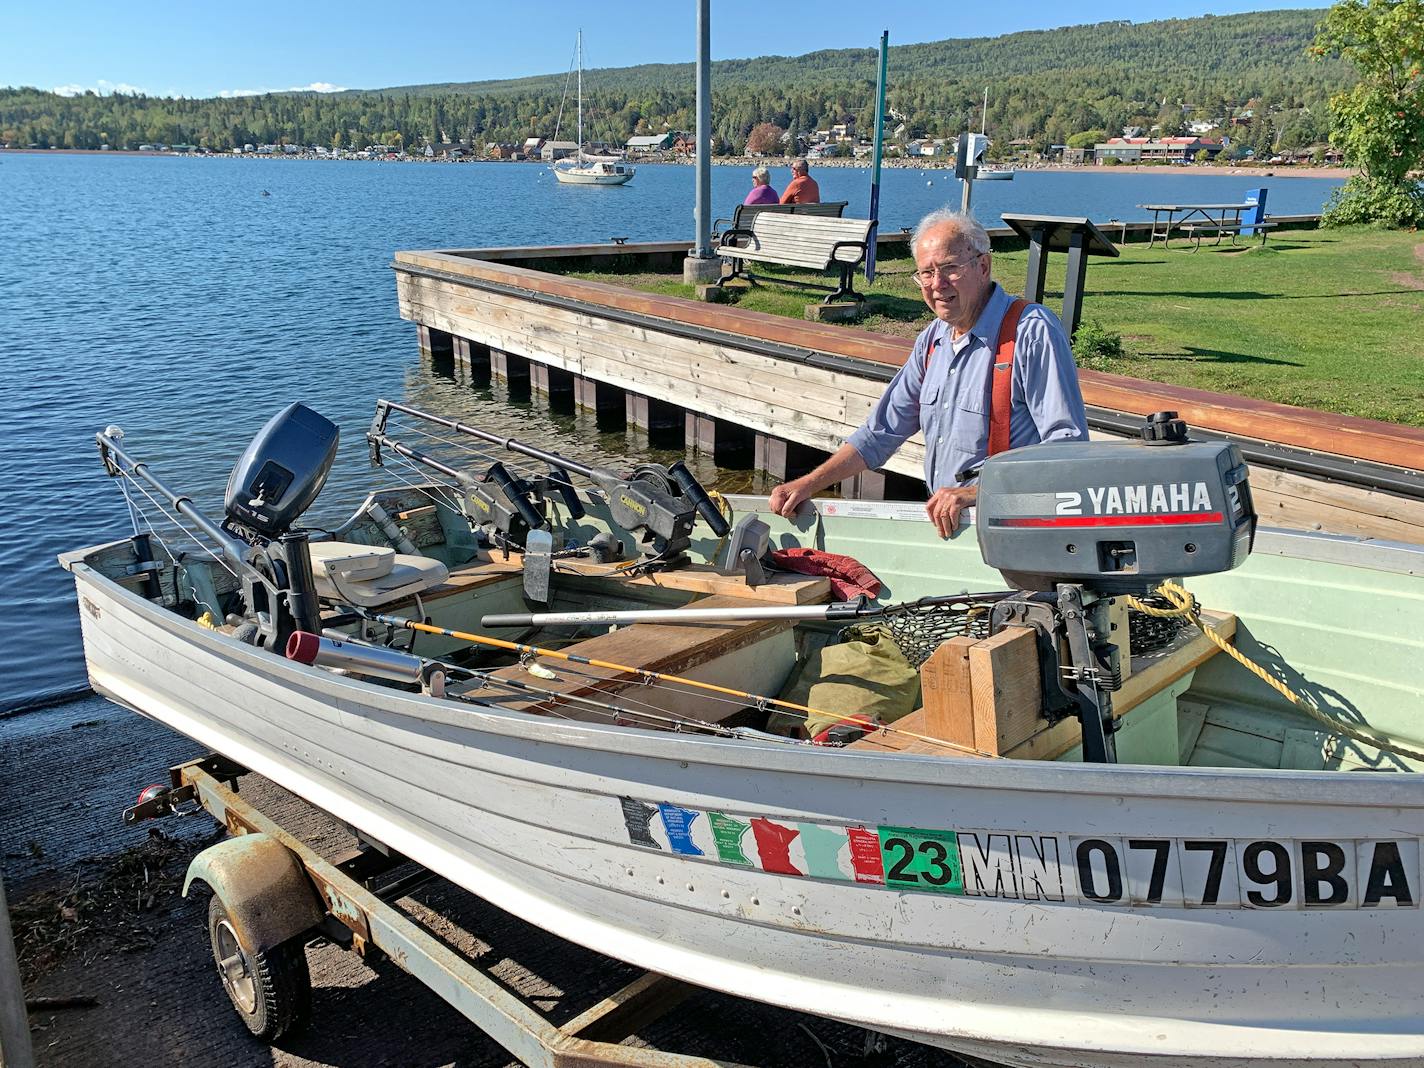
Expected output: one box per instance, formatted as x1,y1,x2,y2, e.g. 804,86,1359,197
1311,0,1424,226
1066,129,1106,148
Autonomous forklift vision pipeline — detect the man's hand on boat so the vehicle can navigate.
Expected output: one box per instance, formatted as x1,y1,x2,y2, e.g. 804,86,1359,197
926,484,976,538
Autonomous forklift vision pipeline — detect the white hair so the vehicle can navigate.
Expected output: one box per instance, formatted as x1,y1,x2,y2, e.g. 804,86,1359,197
911,209,990,258
751,165,770,183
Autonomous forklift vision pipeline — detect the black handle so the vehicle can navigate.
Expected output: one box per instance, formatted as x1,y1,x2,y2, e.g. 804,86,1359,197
545,465,585,519
485,462,545,532
668,461,730,537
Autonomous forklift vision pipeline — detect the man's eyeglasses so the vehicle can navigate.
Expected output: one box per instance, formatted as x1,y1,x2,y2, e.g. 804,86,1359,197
912,256,984,285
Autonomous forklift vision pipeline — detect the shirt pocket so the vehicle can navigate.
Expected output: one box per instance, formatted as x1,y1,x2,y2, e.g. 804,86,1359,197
918,380,941,423
948,384,990,456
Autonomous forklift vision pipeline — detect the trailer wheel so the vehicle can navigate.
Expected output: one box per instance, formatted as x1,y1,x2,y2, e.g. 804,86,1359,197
207,894,312,1040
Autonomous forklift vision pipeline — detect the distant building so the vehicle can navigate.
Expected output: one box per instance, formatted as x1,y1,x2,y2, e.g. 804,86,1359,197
1094,137,1224,164
541,141,578,161
522,136,546,158
626,133,673,153
485,142,518,159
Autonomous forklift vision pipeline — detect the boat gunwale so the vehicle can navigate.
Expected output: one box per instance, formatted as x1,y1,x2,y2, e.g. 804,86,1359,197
64,548,1424,808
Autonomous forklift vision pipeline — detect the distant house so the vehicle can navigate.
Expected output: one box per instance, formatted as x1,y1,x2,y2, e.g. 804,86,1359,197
673,134,699,156
1121,125,1144,138
1187,120,1219,135
485,142,519,159
626,133,673,154
905,139,930,157
541,140,579,161
522,136,546,158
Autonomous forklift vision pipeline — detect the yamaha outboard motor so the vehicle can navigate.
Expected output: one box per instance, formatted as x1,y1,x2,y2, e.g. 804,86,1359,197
974,412,1256,763
222,403,339,650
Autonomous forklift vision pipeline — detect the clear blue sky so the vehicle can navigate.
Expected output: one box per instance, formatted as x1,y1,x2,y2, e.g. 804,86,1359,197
8,1,1328,100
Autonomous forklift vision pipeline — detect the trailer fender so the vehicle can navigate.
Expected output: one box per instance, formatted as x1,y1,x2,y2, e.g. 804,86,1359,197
183,833,324,953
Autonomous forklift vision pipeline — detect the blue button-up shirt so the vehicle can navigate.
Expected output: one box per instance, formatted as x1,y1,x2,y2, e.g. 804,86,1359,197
847,284,1089,490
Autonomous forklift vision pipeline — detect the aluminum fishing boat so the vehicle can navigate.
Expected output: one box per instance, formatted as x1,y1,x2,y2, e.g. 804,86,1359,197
60,400,1424,1067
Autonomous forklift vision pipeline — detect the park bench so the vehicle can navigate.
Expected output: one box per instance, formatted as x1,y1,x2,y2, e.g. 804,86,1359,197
711,200,847,239
1175,220,1278,251
716,212,873,304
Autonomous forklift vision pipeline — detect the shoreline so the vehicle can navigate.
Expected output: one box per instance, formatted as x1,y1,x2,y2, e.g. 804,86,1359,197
0,147,1356,180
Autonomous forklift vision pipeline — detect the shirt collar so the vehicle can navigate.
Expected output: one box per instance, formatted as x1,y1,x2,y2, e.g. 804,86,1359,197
953,283,1010,349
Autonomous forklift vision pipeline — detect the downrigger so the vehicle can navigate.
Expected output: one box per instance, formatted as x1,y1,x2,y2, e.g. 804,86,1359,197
367,400,731,596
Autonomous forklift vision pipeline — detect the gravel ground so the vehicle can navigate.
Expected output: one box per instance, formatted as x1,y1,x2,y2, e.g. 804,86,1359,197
3,694,973,1068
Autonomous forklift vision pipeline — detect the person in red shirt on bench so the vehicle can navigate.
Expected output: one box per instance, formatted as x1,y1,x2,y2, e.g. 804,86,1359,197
779,158,820,204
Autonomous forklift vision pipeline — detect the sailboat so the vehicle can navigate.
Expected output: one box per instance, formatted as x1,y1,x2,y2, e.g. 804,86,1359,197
552,31,634,186
976,86,1015,180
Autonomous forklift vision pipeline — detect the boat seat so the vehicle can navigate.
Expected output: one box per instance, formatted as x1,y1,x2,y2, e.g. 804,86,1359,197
308,541,449,608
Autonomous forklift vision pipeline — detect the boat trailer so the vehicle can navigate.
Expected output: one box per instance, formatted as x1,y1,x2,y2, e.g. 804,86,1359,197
125,756,761,1068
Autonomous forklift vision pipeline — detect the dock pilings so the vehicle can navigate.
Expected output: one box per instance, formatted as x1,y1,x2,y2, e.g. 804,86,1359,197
417,321,924,502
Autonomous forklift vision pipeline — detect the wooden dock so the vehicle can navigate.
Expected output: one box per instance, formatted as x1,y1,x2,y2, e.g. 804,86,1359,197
392,230,1424,544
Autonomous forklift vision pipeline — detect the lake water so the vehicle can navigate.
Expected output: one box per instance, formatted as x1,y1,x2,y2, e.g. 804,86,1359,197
0,153,1344,714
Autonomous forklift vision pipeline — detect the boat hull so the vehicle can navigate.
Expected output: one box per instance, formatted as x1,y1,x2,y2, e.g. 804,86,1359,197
552,165,634,186
63,551,1424,1068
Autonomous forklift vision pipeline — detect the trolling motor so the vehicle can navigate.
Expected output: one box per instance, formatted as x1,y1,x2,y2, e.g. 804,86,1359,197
367,400,730,570
975,412,1256,762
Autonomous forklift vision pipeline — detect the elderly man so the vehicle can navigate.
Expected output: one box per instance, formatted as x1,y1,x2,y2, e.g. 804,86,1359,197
769,209,1088,536
779,158,820,204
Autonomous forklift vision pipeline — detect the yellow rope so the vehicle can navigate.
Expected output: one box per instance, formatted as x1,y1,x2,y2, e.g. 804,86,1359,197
1129,581,1424,764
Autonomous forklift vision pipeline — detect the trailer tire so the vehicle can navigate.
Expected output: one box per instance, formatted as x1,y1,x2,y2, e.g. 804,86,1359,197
207,894,312,1040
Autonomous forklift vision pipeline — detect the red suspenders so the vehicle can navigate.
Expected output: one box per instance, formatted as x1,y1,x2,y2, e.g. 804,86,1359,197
924,298,1029,459
988,298,1028,457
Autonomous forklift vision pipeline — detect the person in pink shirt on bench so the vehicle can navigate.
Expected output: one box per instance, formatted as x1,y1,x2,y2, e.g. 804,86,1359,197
742,166,780,205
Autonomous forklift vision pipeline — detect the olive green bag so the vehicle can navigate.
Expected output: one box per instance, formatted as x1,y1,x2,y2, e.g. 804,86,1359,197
770,623,921,738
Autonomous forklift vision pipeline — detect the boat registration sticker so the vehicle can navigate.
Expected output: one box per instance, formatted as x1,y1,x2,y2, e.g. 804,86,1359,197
618,797,1420,910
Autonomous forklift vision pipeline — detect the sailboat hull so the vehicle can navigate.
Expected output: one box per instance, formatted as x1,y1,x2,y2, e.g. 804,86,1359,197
552,165,634,186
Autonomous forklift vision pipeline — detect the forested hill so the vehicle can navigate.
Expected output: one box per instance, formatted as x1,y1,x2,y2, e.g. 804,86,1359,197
1,8,1347,155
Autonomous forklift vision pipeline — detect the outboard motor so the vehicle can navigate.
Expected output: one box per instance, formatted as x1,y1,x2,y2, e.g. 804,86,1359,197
973,412,1256,763
222,403,340,650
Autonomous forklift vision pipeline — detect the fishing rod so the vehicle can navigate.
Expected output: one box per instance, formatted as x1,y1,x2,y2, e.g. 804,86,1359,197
289,628,792,741
477,591,1015,630
346,607,998,757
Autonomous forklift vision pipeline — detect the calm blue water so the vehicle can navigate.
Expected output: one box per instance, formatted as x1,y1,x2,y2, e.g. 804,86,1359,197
0,153,1343,714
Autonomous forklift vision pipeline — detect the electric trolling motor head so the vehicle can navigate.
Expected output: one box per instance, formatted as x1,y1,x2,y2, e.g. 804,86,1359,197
975,412,1256,593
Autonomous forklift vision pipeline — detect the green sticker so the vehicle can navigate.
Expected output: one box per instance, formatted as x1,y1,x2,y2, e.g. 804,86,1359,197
708,811,752,866
877,826,963,894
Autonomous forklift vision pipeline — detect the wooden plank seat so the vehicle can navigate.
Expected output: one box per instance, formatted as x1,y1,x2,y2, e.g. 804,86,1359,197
850,610,1237,760
711,200,848,238
1176,221,1277,251
450,594,805,726
717,213,874,304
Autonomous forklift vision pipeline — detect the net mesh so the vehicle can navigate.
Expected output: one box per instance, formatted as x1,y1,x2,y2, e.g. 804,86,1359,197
882,598,1188,668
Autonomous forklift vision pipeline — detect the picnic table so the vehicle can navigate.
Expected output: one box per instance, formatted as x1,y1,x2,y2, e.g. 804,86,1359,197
1137,202,1275,250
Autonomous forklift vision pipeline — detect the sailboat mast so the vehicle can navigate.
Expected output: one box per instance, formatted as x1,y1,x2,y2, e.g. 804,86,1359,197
576,30,584,162
982,86,988,135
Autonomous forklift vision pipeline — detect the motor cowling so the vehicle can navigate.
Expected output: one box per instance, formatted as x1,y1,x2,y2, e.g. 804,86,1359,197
224,402,338,543
976,416,1255,593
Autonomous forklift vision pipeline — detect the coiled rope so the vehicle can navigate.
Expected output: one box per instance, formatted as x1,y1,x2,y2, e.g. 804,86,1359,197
1128,581,1424,764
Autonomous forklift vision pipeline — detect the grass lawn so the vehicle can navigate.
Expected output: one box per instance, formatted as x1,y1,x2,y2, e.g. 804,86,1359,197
572,226,1424,427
